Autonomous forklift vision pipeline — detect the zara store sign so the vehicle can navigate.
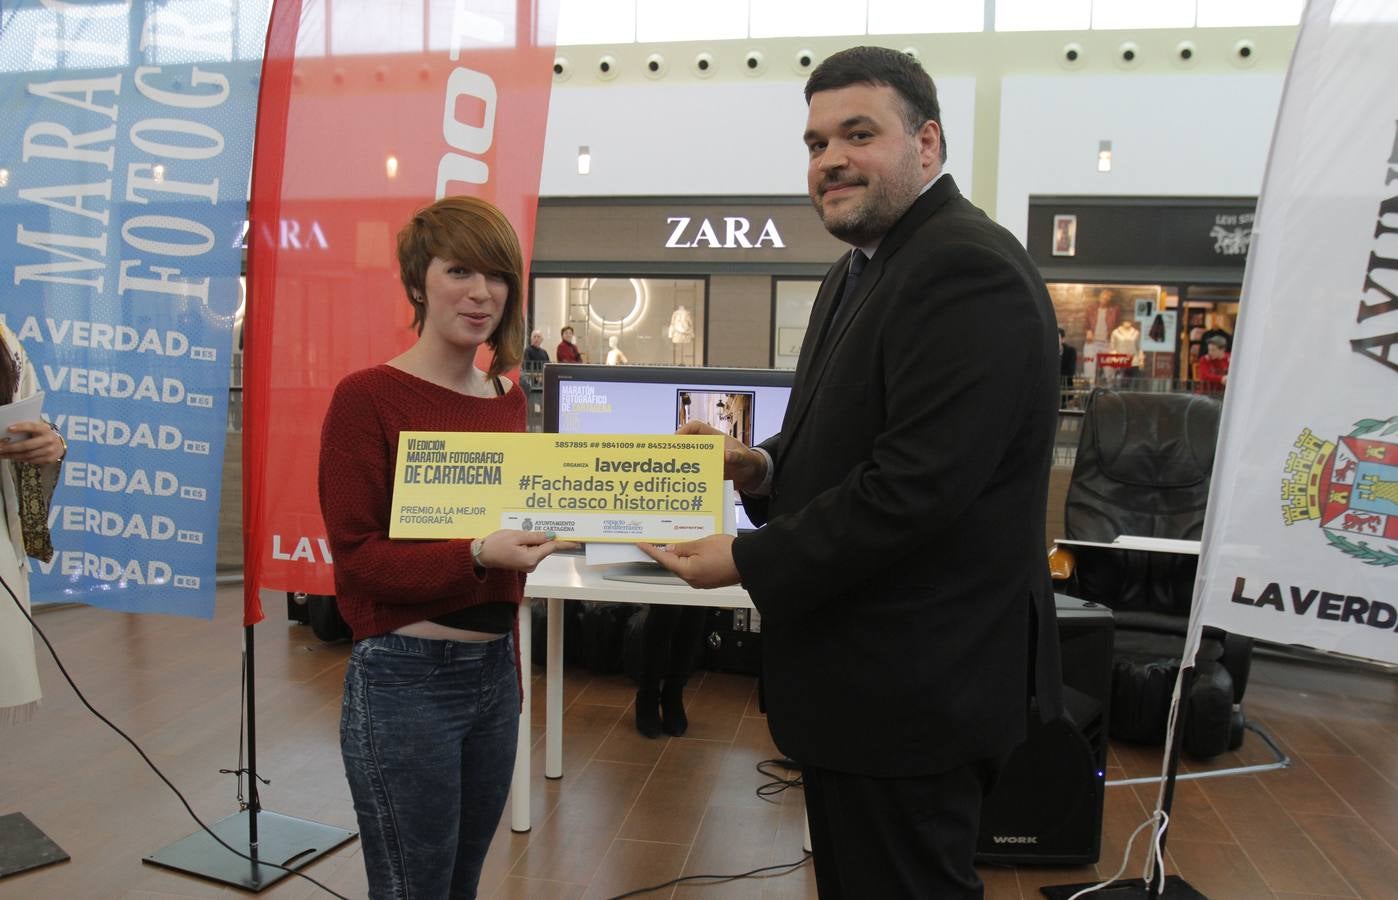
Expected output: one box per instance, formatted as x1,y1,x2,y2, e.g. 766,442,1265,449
664,215,785,249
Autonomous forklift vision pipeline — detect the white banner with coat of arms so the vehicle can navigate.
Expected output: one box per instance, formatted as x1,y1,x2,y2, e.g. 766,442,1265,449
1192,0,1398,665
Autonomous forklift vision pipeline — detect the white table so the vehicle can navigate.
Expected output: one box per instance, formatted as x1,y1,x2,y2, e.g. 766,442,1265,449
1055,536,1201,555
509,553,754,832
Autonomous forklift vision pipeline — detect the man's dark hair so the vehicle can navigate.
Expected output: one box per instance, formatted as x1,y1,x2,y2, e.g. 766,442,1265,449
804,46,946,163
1057,327,1066,338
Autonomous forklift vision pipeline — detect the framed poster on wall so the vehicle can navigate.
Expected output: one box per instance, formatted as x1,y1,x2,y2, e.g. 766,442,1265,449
1052,214,1078,256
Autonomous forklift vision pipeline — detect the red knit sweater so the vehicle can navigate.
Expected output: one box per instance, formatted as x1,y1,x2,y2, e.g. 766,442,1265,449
318,365,527,644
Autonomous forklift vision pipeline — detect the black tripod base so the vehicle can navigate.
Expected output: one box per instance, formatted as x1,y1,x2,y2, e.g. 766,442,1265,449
1041,876,1207,899
143,810,355,891
0,813,70,878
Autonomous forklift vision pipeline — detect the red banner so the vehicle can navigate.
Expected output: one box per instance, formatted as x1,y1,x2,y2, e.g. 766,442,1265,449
244,0,559,622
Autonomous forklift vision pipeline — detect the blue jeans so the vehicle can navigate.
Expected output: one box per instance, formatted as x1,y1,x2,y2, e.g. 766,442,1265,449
340,632,519,900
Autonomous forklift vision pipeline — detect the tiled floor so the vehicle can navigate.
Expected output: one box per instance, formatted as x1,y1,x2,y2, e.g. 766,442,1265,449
2,586,1395,899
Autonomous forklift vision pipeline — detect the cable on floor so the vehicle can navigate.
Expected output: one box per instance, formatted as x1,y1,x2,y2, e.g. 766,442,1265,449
3,575,349,900
755,756,803,801
606,855,812,899
603,757,811,898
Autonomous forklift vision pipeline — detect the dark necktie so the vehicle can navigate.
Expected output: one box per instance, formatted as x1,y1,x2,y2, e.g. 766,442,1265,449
811,250,867,356
836,250,867,316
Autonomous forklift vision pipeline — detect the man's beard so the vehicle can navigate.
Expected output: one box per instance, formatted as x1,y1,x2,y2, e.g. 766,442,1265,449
813,155,925,246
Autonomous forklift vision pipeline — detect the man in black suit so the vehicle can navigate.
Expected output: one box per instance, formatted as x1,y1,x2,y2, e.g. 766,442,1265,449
1059,327,1077,378
1059,327,1078,408
642,46,1061,898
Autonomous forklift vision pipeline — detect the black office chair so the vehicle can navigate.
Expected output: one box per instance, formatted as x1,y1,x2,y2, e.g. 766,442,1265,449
1048,388,1250,759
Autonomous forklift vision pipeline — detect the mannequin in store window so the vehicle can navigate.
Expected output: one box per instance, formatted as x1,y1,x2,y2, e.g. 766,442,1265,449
1109,318,1143,378
605,335,628,366
667,304,694,344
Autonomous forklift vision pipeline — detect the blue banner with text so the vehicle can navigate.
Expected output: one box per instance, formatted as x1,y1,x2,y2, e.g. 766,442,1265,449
0,1,268,616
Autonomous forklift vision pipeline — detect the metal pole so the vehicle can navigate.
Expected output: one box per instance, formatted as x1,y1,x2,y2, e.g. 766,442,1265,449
1147,665,1194,898
245,624,260,863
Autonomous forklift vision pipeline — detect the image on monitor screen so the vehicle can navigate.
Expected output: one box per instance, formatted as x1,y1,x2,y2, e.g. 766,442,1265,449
677,390,755,446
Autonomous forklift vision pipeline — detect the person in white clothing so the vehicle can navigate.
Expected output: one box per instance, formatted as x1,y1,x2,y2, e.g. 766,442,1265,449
0,322,67,723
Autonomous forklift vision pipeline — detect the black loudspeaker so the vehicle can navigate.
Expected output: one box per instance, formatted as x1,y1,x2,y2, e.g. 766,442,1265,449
976,595,1113,866
703,607,762,676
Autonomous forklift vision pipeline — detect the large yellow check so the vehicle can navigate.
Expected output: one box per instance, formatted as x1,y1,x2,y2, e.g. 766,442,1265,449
389,432,724,542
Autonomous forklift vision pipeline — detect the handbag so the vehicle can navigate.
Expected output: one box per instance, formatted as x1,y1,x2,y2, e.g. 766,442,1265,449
16,460,56,563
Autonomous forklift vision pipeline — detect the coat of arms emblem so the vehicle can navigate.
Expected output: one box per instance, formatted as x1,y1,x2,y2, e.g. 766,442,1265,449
1283,417,1398,566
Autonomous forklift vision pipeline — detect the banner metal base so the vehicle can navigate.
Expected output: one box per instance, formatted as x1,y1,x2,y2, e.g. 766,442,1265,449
143,810,354,892
1041,875,1207,900
0,813,70,879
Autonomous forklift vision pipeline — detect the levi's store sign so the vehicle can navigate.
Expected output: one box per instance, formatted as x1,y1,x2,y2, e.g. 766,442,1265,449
664,215,786,249
1026,197,1257,271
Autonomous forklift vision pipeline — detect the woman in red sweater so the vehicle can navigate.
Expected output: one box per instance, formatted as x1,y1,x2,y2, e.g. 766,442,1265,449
319,196,573,900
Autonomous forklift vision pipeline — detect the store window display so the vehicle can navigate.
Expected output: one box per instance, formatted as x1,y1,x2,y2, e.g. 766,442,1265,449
1049,283,1177,386
531,278,706,367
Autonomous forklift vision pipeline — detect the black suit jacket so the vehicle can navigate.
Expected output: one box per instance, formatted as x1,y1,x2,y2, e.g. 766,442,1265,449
1061,343,1077,378
733,176,1062,777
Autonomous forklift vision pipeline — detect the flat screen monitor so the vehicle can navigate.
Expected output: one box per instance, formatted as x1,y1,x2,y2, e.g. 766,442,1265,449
543,363,794,532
